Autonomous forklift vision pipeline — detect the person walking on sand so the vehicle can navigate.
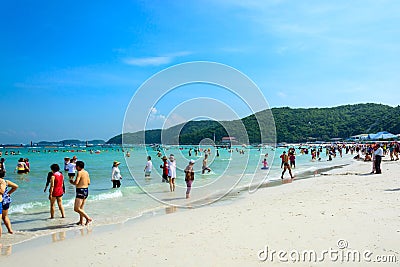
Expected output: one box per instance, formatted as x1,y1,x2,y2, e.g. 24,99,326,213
0,171,18,234
281,161,294,180
144,156,152,178
111,161,122,188
202,154,211,174
168,154,176,192
48,164,65,219
185,159,195,199
69,161,92,225
280,151,288,168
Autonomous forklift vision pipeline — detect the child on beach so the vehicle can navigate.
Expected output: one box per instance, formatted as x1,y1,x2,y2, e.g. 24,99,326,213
69,161,92,225
0,171,19,234
48,164,65,219
184,160,195,199
261,158,268,169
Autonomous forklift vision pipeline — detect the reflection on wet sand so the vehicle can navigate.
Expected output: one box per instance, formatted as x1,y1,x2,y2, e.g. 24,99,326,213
51,231,66,243
0,244,12,256
165,206,178,214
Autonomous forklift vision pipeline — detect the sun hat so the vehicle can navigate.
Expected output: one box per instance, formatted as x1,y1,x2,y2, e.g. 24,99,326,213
189,159,195,164
113,161,121,165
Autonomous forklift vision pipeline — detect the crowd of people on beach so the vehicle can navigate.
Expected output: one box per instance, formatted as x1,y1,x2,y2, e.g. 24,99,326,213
0,141,398,238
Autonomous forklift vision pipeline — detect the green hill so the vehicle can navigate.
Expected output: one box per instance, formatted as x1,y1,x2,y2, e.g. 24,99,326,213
107,103,400,144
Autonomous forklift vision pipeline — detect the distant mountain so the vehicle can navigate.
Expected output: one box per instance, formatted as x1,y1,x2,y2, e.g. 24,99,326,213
37,139,106,146
107,103,400,144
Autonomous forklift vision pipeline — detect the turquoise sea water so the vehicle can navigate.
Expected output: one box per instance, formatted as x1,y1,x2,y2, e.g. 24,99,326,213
0,145,354,248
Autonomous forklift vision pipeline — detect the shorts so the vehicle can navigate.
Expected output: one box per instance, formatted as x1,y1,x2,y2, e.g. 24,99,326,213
68,173,76,177
0,202,2,214
2,203,10,210
17,170,26,174
145,171,151,177
76,188,89,199
162,174,169,182
283,162,290,167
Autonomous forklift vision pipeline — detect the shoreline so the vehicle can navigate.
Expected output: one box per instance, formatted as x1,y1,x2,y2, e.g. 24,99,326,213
1,158,355,256
2,158,399,266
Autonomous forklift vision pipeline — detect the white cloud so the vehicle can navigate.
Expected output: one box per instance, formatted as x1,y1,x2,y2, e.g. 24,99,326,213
123,51,192,66
124,56,172,66
277,91,287,98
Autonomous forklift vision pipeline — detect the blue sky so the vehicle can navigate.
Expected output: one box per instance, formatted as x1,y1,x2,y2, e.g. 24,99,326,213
1,0,399,144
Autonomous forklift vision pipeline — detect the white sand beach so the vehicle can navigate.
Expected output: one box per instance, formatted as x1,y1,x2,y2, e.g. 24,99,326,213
1,159,399,266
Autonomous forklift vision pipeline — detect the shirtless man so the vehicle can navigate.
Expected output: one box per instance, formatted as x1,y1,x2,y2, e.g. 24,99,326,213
69,161,92,225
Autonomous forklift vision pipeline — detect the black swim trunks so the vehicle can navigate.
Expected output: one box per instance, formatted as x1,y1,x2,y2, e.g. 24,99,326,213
76,188,89,199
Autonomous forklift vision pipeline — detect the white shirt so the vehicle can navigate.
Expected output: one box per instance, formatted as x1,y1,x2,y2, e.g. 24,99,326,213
374,147,384,157
67,162,76,174
145,160,152,172
111,166,122,180
168,160,176,178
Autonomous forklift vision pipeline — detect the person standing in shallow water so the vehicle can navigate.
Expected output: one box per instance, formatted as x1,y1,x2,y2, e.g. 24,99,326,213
160,156,169,183
184,159,195,199
69,161,92,225
111,161,122,188
48,164,65,219
144,156,152,178
202,154,211,174
168,154,176,192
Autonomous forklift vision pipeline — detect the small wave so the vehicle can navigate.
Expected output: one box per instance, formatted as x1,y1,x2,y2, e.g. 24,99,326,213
90,190,123,201
10,201,47,214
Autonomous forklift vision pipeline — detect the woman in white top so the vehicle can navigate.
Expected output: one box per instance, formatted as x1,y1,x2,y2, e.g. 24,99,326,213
144,156,152,178
168,154,177,192
111,161,122,188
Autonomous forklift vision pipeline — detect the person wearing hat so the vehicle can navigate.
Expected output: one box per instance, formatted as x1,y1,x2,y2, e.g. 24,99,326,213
111,161,122,188
160,156,169,183
184,159,195,199
168,154,177,192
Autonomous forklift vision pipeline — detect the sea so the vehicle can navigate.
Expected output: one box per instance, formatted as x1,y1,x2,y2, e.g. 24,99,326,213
0,145,355,252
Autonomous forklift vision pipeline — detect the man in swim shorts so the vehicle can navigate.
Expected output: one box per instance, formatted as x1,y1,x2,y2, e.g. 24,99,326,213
69,161,92,225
